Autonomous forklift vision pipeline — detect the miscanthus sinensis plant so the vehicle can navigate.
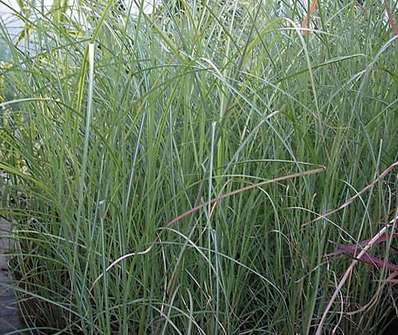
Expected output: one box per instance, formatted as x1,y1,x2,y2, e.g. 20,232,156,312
1,0,398,334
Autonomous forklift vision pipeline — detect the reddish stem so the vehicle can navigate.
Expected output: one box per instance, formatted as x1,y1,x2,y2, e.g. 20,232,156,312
384,0,398,37
301,0,318,36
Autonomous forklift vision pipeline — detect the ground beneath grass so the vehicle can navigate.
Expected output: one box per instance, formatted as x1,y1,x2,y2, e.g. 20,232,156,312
0,220,22,333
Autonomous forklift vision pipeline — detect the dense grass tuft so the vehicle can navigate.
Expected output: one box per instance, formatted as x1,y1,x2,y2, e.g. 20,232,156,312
1,0,398,334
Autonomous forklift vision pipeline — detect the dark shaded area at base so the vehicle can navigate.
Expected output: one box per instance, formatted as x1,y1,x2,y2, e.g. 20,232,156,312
0,221,23,334
0,270,23,334
383,317,398,335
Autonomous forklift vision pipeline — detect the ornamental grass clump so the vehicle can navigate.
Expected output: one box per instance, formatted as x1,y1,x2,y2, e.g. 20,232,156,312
0,0,398,334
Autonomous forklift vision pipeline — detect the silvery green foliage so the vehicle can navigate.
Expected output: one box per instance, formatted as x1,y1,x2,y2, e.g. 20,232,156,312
0,0,165,34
